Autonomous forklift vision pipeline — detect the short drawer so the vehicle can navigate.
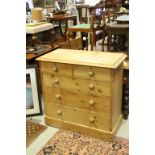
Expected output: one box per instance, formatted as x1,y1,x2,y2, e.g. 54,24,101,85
42,73,111,97
73,65,113,82
40,62,72,77
45,103,111,131
43,87,111,114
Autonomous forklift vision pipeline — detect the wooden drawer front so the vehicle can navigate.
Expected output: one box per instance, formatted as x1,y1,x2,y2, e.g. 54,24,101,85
45,103,111,131
42,74,111,97
74,65,113,82
40,62,72,77
43,87,111,114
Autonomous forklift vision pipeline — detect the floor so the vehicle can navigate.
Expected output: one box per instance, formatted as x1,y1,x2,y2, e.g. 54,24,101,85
26,39,129,155
26,115,129,155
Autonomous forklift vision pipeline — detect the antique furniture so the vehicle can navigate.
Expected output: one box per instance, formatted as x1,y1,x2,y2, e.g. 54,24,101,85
46,15,77,40
76,4,89,23
26,22,53,34
122,59,129,119
26,44,59,65
26,22,54,48
67,6,106,51
36,49,127,140
106,21,129,51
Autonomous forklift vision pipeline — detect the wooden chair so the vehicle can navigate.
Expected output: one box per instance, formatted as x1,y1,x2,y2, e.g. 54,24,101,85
76,4,89,24
67,6,106,51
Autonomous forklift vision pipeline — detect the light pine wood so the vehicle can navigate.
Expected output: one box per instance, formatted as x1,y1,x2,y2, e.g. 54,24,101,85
44,116,122,141
42,73,111,97
44,103,111,131
42,86,111,113
111,66,123,129
37,49,126,140
36,49,127,68
73,65,113,82
40,62,73,77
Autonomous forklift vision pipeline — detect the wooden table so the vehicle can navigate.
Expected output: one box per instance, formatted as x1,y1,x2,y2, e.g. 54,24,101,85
26,44,60,64
46,15,77,39
106,22,129,51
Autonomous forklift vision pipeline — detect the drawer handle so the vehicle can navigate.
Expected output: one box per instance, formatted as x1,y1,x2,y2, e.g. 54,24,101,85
89,84,94,90
89,100,95,106
88,71,94,77
54,79,59,84
56,94,61,100
89,117,95,123
52,66,58,72
57,110,62,115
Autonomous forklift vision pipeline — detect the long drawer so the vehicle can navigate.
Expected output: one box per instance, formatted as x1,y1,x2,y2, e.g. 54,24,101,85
42,73,111,97
42,87,111,114
45,103,111,131
40,62,113,82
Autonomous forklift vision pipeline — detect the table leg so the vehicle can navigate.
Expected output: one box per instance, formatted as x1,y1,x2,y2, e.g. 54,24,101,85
59,21,63,36
108,29,112,51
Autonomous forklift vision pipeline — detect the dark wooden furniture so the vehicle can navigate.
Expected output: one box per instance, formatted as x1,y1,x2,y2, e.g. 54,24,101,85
106,21,129,51
26,44,60,65
46,15,77,40
122,0,129,10
122,60,129,119
76,4,89,23
67,7,106,51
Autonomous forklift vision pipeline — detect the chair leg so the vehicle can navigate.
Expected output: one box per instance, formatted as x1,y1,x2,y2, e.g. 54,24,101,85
102,31,105,51
90,32,95,51
66,31,72,49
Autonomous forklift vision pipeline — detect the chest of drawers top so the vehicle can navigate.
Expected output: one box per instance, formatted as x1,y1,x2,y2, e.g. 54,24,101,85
36,49,127,69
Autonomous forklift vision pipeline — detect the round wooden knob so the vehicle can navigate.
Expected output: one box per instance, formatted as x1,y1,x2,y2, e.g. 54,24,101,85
89,117,95,123
88,71,94,77
89,100,95,106
52,66,58,72
89,84,94,90
57,110,62,115
56,94,61,100
54,79,59,84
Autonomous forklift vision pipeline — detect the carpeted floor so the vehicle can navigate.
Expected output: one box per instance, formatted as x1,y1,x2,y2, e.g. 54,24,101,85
26,121,47,147
37,129,129,155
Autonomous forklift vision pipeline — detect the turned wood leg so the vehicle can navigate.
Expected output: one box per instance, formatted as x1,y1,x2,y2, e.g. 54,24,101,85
102,30,105,51
66,31,72,49
90,32,95,51
108,30,112,51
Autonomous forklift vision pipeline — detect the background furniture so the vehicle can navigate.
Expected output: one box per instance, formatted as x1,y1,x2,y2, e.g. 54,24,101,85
67,6,106,51
26,22,54,48
46,15,77,40
122,59,129,119
76,4,89,23
37,49,127,140
26,44,59,65
106,21,129,51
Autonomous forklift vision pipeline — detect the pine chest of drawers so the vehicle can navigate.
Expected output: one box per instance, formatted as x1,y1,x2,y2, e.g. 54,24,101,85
36,49,127,140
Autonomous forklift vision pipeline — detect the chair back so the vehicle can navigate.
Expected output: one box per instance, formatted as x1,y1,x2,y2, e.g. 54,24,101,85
105,0,122,22
88,5,106,30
